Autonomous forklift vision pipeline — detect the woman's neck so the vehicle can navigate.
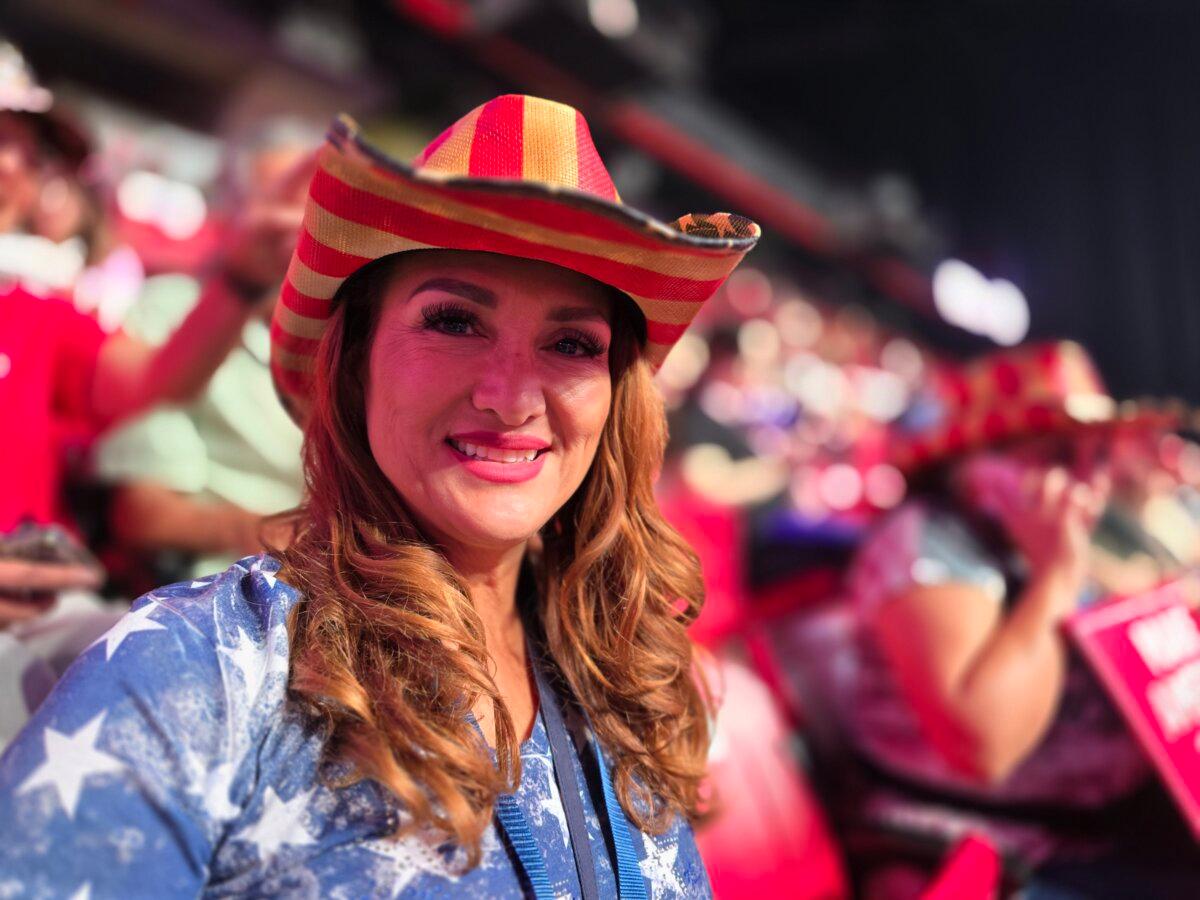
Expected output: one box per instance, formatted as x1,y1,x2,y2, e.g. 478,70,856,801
445,539,528,656
444,539,539,746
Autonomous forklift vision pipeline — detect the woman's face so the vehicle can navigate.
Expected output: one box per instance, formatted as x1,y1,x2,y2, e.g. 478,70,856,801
957,432,1112,518
365,252,616,555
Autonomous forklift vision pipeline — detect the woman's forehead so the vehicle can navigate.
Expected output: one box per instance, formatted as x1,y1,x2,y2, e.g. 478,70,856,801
386,250,614,314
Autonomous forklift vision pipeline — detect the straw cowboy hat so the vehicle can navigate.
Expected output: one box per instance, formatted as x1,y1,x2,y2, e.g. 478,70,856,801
270,94,761,421
891,340,1180,472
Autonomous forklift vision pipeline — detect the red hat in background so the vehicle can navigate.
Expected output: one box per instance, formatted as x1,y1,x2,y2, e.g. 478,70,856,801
890,340,1181,472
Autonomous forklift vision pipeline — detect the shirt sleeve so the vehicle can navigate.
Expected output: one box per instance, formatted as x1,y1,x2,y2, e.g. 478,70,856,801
0,585,242,898
848,502,1008,619
49,300,106,424
94,408,210,494
92,274,211,492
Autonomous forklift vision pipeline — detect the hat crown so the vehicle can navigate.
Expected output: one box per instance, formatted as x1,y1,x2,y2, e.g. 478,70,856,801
891,341,1135,471
939,341,1108,413
412,94,619,202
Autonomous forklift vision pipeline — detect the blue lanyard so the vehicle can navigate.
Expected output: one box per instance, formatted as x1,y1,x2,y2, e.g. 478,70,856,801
488,651,648,900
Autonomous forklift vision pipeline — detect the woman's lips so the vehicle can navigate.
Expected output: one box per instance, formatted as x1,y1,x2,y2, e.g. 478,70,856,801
447,431,551,453
447,437,543,463
444,437,549,484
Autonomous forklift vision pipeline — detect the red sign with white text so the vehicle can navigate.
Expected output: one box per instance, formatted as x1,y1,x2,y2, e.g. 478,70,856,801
1067,581,1200,840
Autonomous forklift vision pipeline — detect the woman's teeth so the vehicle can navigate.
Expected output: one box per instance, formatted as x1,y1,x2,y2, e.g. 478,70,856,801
450,440,539,463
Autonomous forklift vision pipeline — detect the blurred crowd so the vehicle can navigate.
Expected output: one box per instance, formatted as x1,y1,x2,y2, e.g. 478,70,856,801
5,34,1200,899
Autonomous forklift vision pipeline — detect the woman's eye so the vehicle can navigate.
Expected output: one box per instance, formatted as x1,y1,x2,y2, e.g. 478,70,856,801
551,331,605,358
434,315,473,335
420,303,479,336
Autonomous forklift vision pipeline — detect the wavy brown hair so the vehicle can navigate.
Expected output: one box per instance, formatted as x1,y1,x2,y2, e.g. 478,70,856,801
275,251,713,866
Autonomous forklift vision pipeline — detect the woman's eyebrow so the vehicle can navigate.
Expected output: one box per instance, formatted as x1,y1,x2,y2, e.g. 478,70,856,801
408,277,497,307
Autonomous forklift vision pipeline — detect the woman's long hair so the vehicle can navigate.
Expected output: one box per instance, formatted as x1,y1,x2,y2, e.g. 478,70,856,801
274,252,713,865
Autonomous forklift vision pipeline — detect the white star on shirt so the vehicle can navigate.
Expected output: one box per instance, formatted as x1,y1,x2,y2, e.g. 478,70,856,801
362,827,458,892
251,558,278,589
237,786,317,861
203,761,241,823
181,750,241,824
68,884,90,900
526,753,570,847
17,712,125,818
92,600,166,661
638,835,684,899
220,625,268,700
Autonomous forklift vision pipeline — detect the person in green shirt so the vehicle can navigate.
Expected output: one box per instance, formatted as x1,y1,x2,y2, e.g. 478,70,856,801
96,120,319,580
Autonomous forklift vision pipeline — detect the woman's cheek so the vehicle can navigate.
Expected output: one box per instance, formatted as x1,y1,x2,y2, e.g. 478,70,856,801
555,369,612,433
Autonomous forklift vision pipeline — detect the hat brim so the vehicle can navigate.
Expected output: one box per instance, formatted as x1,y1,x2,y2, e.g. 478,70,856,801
892,398,1183,472
271,115,760,422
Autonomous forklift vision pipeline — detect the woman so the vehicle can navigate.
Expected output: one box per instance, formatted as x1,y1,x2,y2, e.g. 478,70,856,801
0,95,760,897
845,342,1199,894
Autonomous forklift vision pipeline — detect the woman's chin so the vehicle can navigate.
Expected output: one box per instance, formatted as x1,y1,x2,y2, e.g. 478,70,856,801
434,505,550,552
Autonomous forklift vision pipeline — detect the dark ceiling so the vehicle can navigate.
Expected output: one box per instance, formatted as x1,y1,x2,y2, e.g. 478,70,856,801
703,0,1200,400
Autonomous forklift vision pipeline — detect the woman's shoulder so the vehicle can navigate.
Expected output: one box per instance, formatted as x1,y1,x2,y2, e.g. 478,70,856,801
145,553,300,651
846,500,935,604
0,556,345,892
102,554,303,717
849,499,1006,614
20,553,303,741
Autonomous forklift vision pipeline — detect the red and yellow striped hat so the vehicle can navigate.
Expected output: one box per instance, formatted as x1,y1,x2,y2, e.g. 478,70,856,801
271,94,761,420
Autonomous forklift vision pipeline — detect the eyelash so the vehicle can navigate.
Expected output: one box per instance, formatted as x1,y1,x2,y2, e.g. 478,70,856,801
418,302,607,358
420,301,477,336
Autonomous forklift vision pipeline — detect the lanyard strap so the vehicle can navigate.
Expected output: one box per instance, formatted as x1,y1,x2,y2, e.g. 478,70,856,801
591,735,648,900
494,792,557,900
531,655,601,900
490,652,649,899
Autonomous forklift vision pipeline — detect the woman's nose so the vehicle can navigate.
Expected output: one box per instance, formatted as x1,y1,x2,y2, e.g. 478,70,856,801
470,348,547,426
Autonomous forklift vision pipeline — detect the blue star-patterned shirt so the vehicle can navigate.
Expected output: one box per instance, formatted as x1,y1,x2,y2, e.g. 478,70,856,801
0,555,711,899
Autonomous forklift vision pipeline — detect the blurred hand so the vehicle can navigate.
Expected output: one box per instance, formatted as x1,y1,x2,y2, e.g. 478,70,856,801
996,466,1110,594
0,559,103,629
215,149,317,296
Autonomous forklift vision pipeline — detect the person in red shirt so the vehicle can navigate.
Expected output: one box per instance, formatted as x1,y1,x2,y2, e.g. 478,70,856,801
0,43,310,624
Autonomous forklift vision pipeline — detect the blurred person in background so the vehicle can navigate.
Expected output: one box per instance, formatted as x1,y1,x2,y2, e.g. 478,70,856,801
0,94,760,897
95,118,321,585
0,41,311,739
844,341,1199,896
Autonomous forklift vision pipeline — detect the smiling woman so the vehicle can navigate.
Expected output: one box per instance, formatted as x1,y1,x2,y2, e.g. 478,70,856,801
0,94,758,898
280,244,689,852
366,253,619,541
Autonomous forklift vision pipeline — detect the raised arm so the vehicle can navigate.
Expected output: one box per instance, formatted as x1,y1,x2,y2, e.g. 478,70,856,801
91,275,254,420
110,480,263,558
872,573,1076,783
88,151,314,424
870,467,1103,784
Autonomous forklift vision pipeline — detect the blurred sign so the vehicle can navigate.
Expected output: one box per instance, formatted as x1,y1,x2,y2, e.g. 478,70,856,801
1067,580,1200,840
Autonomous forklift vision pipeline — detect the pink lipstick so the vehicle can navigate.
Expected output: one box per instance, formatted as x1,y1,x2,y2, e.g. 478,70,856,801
445,432,551,484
